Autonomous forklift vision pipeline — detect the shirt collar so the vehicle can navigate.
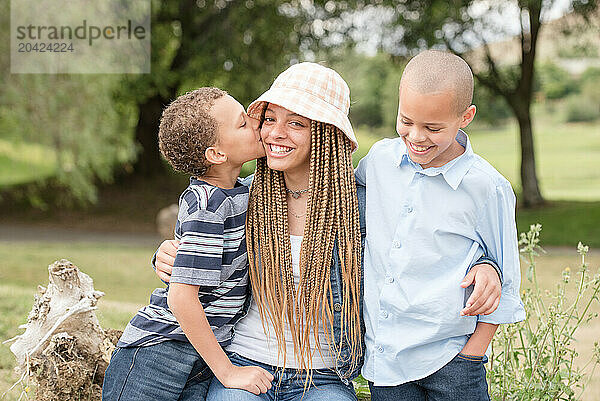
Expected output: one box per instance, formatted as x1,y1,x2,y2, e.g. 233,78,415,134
190,176,248,193
396,130,475,190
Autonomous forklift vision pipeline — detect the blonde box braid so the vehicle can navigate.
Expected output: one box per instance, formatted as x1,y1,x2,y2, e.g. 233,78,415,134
246,120,362,385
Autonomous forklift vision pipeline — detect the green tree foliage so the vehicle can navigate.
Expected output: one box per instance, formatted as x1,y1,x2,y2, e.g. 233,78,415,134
123,0,324,176
316,0,598,207
0,75,137,207
330,51,400,130
473,83,512,125
578,66,600,116
565,93,599,122
536,63,577,100
0,0,136,207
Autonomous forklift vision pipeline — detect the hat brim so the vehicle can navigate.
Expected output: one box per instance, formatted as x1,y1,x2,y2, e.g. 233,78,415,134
248,87,358,152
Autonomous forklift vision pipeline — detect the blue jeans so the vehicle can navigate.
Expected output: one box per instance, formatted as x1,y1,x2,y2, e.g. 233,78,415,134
369,353,490,401
102,340,212,401
207,352,357,401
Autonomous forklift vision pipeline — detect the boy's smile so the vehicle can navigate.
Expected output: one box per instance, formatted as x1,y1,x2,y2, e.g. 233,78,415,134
396,85,476,169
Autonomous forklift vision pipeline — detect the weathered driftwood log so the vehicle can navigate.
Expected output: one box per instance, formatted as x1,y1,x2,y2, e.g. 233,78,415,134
9,259,121,401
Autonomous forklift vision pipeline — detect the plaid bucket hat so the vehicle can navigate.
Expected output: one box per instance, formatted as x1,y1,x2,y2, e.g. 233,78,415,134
247,62,358,151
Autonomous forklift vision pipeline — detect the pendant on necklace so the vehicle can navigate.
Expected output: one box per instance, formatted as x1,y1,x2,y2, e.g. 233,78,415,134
286,187,309,199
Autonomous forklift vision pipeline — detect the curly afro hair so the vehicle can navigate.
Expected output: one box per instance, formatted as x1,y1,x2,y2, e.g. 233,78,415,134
158,87,227,177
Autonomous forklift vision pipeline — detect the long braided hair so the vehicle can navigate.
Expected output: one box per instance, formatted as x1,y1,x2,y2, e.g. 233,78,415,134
246,117,362,382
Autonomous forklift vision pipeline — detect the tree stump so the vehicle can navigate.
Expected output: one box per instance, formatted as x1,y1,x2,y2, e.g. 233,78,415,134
9,259,121,400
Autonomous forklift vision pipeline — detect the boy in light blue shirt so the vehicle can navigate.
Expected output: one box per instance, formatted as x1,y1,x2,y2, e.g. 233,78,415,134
355,50,526,400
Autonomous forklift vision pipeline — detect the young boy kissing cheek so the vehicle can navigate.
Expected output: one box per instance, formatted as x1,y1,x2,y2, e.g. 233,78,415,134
210,94,266,166
396,84,476,169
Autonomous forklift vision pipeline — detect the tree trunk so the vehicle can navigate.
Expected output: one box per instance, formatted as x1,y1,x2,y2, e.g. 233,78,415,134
515,0,544,208
516,108,545,208
132,93,171,176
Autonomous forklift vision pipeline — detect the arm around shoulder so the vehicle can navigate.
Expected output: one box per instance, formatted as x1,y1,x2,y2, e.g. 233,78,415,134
476,181,526,325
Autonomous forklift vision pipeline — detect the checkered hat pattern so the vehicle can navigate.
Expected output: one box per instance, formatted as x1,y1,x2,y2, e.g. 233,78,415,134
247,62,358,151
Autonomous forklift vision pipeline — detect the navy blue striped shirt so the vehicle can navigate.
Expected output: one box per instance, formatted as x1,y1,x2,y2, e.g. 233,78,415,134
118,177,250,348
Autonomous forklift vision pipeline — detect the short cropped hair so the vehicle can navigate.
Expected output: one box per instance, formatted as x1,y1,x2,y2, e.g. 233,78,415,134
400,50,474,115
158,87,226,177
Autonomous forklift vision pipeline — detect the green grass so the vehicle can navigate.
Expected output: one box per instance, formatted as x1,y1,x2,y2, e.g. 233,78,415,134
0,241,159,304
0,241,599,400
0,139,55,187
468,120,600,201
516,201,600,247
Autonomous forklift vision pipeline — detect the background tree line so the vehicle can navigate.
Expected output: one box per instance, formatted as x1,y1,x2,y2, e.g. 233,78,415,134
0,0,598,209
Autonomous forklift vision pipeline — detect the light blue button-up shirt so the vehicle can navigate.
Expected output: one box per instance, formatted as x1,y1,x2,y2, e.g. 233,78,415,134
356,131,525,386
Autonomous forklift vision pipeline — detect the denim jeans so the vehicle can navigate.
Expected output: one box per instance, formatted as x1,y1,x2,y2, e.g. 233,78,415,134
369,353,490,401
102,340,212,401
207,352,357,401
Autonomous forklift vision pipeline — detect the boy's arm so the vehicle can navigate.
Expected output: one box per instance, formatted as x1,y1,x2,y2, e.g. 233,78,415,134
475,181,526,325
169,203,272,393
167,284,272,394
461,322,498,356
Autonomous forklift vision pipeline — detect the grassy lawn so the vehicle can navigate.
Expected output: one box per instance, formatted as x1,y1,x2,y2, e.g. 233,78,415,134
516,201,600,248
469,120,600,201
0,240,599,400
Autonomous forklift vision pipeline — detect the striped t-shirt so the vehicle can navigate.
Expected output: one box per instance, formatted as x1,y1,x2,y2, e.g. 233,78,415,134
117,177,250,348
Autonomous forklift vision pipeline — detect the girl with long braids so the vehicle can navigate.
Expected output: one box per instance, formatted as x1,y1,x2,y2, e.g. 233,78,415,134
240,65,363,388
151,62,501,400
156,63,364,400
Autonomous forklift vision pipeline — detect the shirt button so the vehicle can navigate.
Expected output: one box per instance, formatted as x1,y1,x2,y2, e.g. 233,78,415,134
377,345,384,353
392,240,401,248
333,303,342,312
381,310,389,319
406,206,413,213
385,276,394,284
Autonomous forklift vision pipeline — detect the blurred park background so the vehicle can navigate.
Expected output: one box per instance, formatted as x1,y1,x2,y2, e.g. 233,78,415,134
1,0,599,399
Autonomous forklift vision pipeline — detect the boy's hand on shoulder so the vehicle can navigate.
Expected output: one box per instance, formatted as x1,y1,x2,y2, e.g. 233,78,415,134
460,264,501,316
217,364,274,395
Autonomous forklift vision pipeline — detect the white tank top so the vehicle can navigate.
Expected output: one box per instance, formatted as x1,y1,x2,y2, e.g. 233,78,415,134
226,235,335,369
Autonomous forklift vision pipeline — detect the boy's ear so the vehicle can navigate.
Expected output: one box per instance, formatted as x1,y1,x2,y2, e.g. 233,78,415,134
460,105,476,129
205,146,227,165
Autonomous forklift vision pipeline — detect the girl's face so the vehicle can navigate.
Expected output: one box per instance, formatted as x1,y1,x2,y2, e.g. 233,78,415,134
260,104,312,176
